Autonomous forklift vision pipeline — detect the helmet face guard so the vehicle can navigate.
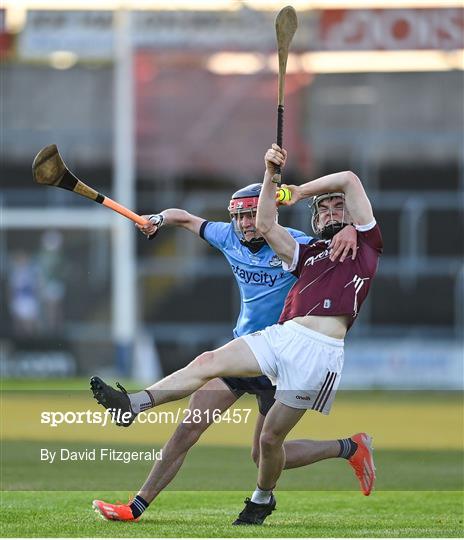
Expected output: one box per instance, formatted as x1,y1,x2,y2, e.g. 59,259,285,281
228,183,265,251
310,192,349,240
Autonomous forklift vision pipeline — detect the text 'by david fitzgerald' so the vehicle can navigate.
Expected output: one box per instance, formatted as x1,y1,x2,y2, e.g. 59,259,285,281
40,448,163,464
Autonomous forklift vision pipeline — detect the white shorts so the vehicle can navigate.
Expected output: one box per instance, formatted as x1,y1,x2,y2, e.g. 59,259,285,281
242,321,344,413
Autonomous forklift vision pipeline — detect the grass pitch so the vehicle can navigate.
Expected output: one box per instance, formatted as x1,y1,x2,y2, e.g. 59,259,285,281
2,490,463,537
1,442,462,491
1,383,463,537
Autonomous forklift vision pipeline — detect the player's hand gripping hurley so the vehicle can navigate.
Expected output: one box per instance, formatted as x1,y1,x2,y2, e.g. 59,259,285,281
32,144,154,236
272,5,298,186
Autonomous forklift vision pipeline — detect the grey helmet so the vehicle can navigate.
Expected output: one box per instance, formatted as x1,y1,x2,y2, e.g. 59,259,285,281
310,192,348,240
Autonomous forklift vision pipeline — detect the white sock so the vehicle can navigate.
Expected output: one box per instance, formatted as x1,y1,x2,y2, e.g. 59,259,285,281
250,486,272,504
129,390,154,413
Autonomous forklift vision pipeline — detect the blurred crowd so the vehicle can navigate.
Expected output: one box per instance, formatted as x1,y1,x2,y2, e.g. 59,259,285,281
8,231,66,336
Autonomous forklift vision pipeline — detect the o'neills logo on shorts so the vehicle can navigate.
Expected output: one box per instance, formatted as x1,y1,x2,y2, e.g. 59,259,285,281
296,395,311,401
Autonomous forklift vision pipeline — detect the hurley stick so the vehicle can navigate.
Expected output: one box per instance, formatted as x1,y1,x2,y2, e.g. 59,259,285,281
272,5,298,185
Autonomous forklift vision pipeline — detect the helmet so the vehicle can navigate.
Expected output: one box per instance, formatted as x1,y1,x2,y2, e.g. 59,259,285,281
228,183,266,251
310,192,349,240
228,183,262,215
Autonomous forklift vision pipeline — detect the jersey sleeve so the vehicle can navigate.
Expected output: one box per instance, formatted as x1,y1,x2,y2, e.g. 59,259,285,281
282,227,316,276
293,243,315,277
356,220,383,253
281,238,299,273
199,221,232,250
282,241,314,276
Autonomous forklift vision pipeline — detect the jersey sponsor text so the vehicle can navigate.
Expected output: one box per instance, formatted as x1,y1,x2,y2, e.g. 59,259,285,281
231,264,279,287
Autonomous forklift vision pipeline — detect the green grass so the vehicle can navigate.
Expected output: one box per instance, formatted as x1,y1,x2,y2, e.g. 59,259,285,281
1,378,94,391
2,379,462,403
1,490,462,537
1,444,463,537
1,386,462,536
1,442,462,491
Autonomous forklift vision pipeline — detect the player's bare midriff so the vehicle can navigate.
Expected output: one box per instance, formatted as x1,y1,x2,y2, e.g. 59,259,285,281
291,315,349,340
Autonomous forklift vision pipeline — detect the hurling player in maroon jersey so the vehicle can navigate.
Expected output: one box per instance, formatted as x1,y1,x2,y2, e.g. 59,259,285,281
90,144,381,526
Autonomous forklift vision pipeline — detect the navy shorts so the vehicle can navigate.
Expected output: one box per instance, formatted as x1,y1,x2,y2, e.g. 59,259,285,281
221,375,276,416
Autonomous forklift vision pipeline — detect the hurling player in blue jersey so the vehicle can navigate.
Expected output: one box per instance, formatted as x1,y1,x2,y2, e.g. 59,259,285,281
91,184,357,522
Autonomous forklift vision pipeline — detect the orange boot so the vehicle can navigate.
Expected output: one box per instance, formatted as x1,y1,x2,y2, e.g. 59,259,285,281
92,499,139,522
348,433,376,496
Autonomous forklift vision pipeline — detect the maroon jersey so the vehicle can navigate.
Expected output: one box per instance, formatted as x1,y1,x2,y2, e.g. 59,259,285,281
278,222,383,330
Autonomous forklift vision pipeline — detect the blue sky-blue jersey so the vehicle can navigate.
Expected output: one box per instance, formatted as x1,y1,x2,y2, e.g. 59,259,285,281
200,221,314,337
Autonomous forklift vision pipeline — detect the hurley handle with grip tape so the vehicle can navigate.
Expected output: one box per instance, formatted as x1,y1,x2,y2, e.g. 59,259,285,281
272,104,285,185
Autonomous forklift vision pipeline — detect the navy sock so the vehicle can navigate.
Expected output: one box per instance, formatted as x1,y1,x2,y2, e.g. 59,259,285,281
130,495,149,518
337,438,358,459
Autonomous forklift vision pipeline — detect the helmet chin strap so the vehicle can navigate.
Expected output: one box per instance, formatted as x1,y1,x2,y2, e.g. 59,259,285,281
320,222,348,240
240,227,266,252
240,236,267,252
233,219,267,252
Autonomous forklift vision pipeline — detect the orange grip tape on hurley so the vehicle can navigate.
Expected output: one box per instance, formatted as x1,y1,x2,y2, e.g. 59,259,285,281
102,197,149,226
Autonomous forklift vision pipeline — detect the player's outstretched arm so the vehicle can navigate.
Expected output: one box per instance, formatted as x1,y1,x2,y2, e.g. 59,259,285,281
283,170,374,227
136,209,206,238
256,144,298,266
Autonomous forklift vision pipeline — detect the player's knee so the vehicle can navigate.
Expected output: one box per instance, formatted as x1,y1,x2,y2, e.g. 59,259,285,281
259,429,283,454
190,350,219,377
191,350,214,368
